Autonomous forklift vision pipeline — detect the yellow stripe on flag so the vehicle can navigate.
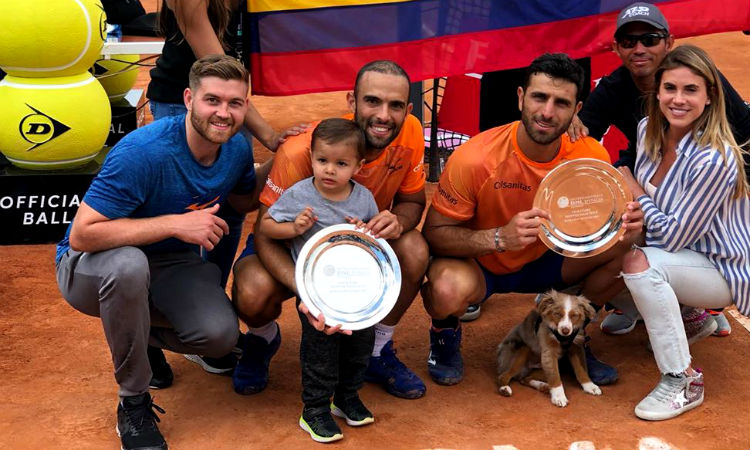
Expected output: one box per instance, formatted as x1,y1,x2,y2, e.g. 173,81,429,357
248,0,414,13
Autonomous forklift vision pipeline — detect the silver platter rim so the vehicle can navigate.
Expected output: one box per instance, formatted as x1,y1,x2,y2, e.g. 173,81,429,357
295,223,402,330
533,158,631,258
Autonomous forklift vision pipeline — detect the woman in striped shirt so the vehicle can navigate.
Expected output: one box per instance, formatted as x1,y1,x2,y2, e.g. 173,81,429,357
618,44,750,421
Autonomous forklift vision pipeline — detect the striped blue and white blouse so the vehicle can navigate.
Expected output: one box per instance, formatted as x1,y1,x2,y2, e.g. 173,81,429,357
634,118,750,316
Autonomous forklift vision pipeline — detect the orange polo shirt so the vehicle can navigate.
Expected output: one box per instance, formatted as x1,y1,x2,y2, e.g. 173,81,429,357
431,121,610,275
260,114,425,211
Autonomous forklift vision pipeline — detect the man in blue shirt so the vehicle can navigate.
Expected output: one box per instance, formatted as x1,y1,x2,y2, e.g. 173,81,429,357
55,54,256,450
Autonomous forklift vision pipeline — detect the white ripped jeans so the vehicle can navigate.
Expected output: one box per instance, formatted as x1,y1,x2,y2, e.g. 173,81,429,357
621,247,732,374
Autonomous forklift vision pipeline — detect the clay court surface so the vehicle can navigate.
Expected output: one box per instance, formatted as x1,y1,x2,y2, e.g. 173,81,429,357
1,5,749,449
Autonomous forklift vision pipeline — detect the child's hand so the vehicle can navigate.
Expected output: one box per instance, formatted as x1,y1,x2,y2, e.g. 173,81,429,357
298,302,352,336
294,206,317,235
345,216,368,231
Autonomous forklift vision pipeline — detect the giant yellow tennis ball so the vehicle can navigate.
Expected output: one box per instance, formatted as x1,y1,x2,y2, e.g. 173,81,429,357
0,73,111,170
91,54,140,102
0,0,106,77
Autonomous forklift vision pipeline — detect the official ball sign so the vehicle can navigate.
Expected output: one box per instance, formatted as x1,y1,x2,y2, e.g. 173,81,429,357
0,158,103,244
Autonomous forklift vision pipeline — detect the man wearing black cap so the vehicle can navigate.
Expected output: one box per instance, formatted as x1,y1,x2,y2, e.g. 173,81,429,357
569,1,750,336
571,2,749,171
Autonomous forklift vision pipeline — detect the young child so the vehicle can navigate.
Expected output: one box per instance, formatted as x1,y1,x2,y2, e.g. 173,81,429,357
259,118,379,443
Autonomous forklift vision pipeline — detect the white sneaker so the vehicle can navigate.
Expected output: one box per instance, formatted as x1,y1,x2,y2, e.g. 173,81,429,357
183,354,235,374
712,311,732,336
635,370,704,421
460,303,481,322
600,310,641,335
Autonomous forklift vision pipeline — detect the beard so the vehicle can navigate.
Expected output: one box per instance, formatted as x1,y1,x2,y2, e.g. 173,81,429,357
189,108,237,145
520,108,572,146
354,108,401,150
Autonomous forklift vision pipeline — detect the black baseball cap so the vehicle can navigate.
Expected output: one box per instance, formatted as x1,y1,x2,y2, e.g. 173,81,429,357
615,2,670,36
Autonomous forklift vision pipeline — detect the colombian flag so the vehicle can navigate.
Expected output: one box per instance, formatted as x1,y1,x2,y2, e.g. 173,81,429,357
246,0,750,95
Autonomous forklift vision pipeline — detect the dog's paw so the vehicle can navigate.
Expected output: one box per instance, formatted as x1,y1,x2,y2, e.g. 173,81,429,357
499,385,513,397
550,386,568,407
582,381,601,396
527,379,549,393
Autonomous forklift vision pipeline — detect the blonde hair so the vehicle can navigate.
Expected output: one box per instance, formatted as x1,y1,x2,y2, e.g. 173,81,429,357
644,44,748,198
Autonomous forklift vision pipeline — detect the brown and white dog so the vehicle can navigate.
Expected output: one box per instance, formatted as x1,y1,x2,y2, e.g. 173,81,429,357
496,290,600,407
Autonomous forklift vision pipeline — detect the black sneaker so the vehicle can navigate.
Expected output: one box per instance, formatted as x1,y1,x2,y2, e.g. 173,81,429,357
299,409,343,443
147,346,173,390
116,392,167,450
331,396,374,427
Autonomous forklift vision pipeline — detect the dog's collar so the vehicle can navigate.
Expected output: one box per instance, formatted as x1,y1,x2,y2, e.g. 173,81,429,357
535,317,591,348
551,328,580,347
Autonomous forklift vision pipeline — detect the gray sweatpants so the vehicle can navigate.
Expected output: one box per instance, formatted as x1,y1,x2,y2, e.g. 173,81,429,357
56,246,239,397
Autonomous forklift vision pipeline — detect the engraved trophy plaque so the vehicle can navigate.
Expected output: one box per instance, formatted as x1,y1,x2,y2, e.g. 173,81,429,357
295,224,401,330
533,158,632,258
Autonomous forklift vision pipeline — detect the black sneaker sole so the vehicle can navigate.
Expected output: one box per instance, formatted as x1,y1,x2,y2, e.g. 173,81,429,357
115,425,168,450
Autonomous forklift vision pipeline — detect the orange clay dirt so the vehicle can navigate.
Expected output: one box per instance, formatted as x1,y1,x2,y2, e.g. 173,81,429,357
0,2,748,448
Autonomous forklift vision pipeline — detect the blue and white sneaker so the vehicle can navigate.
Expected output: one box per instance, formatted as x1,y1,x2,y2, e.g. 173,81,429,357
232,326,281,395
427,326,463,385
584,336,618,385
365,341,425,399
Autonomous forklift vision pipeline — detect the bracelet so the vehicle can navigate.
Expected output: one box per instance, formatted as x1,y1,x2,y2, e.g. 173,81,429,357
494,226,505,253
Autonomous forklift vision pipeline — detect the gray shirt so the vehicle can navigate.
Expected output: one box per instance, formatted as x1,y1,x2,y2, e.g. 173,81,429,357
268,177,379,261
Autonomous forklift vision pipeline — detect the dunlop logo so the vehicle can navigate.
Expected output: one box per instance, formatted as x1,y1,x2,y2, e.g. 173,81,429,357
19,104,71,151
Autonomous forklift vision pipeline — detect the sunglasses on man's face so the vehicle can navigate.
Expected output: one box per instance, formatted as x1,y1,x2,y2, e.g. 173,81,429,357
616,33,667,49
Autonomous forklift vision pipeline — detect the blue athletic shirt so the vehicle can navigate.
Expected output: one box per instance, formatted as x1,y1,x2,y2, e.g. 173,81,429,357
55,114,255,263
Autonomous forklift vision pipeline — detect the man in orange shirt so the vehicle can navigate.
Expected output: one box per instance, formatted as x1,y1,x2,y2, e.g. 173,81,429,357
421,53,644,387
231,60,429,399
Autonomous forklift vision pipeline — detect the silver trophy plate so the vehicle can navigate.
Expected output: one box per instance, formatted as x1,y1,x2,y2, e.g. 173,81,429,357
533,158,632,258
295,224,402,330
